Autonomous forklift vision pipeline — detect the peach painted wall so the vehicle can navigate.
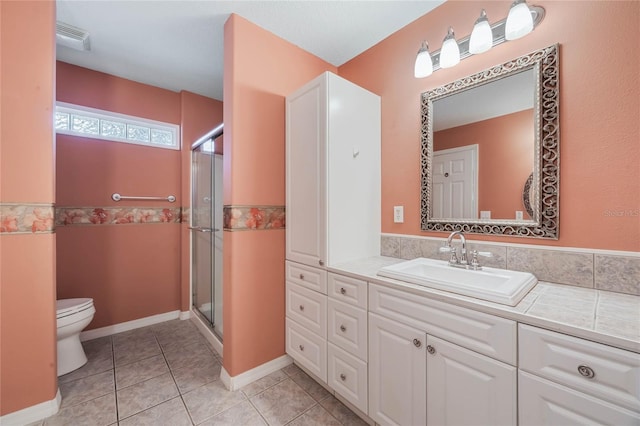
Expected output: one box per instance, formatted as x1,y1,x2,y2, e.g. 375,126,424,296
339,0,640,251
56,63,182,329
0,0,58,416
223,14,336,376
434,110,534,219
179,91,223,311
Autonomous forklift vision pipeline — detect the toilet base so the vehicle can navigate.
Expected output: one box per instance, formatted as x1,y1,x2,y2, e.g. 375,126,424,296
57,334,88,376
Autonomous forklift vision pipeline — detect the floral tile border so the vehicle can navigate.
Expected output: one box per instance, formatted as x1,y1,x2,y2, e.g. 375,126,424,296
0,203,55,234
223,205,285,231
56,207,182,226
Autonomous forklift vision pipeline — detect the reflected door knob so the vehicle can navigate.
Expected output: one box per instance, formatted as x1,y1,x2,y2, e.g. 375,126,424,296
413,338,422,348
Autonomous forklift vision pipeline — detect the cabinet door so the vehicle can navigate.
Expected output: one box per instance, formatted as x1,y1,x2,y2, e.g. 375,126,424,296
285,77,327,268
426,335,517,426
368,313,426,426
519,371,640,426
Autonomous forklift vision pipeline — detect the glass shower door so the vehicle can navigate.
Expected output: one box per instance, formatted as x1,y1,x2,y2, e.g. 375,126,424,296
191,138,223,339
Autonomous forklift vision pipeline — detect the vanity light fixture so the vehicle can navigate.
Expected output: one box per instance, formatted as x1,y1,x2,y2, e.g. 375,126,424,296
414,41,434,78
440,27,461,69
469,10,493,54
505,0,535,40
413,2,545,78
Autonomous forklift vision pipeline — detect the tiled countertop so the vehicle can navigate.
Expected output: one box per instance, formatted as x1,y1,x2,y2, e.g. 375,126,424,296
329,256,640,354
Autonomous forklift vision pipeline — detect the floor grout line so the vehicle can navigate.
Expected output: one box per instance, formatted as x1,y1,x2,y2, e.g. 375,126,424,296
48,320,363,426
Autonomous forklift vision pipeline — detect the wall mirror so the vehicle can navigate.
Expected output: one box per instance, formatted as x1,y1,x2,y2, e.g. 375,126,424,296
420,44,559,239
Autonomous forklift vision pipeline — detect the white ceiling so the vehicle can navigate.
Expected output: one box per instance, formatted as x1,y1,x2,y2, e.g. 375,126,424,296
56,0,446,101
433,68,535,131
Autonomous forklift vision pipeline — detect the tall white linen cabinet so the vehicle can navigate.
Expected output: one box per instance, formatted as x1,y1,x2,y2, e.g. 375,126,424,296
285,71,380,414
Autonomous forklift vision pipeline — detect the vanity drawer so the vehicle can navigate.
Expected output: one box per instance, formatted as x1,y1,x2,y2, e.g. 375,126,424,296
328,273,367,309
286,282,327,338
328,298,367,360
519,324,640,413
369,283,516,365
328,342,368,414
519,371,640,425
286,261,327,294
286,318,327,382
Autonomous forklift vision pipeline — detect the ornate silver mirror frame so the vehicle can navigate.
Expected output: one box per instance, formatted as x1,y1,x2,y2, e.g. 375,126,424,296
420,44,559,238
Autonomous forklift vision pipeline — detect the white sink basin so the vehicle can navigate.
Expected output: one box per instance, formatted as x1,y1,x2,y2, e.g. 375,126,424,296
377,258,537,306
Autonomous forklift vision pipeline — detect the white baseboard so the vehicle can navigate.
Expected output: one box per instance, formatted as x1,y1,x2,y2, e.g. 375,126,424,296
221,354,293,391
190,310,223,356
80,310,180,341
0,388,60,425
179,310,191,320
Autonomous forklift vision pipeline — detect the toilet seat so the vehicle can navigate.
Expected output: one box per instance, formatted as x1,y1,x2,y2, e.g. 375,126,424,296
57,298,94,319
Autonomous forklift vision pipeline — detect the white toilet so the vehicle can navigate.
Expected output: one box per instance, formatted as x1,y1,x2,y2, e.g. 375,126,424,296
56,298,95,376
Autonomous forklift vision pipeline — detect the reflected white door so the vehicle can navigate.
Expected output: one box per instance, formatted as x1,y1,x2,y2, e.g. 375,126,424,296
432,145,478,219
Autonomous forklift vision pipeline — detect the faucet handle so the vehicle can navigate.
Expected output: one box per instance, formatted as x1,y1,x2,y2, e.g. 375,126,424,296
472,250,493,258
438,245,453,253
469,250,492,270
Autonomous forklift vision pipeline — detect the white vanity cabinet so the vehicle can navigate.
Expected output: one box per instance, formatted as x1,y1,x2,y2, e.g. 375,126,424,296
369,312,427,426
518,324,640,425
327,273,369,413
285,71,380,269
285,261,328,381
285,72,380,404
368,283,517,426
426,335,517,426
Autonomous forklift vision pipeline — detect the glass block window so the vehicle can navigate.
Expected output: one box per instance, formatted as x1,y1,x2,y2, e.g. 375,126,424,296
55,102,180,150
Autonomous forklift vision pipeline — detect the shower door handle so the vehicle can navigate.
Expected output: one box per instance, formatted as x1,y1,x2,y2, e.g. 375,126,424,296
189,227,219,233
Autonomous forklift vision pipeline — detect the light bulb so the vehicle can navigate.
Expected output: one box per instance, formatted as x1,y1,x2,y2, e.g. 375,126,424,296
469,10,493,54
505,0,534,40
440,27,460,69
414,41,433,78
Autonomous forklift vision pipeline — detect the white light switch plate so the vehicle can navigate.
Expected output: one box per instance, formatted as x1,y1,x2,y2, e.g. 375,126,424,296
393,206,404,223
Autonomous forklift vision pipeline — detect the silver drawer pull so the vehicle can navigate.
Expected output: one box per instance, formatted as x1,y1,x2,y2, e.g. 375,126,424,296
340,287,346,295
299,344,304,351
299,274,304,280
340,325,346,332
299,305,304,311
340,373,346,381
578,365,595,379
426,345,436,355
413,338,422,348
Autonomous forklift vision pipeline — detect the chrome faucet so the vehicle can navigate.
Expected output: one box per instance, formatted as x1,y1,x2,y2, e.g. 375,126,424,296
445,231,468,265
440,231,493,270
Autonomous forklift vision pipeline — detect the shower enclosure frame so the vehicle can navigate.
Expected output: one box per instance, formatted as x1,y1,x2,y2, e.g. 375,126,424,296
190,123,224,343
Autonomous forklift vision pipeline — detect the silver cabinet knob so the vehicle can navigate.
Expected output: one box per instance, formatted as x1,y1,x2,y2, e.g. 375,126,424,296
299,274,304,280
340,373,346,381
340,325,346,332
299,305,304,311
578,365,595,379
426,345,436,355
340,287,347,295
319,260,324,266
413,338,422,348
299,344,304,351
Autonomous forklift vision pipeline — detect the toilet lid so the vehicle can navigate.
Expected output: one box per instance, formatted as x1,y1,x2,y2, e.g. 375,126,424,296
56,298,93,318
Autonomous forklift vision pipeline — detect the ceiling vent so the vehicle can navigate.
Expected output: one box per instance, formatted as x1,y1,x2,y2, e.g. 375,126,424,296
56,22,91,51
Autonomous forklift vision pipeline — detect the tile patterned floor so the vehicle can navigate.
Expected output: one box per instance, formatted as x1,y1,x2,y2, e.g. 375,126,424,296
33,319,367,426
